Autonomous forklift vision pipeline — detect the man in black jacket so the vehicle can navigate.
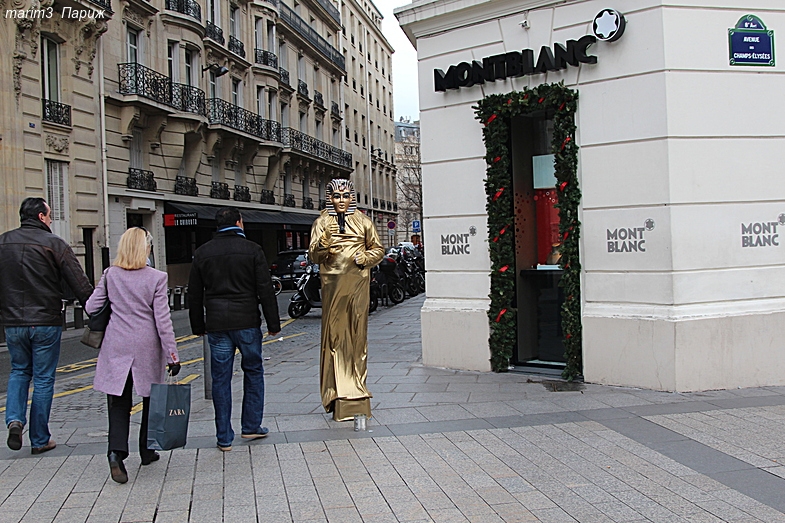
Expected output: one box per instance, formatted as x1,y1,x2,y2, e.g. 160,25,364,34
0,197,93,454
188,207,281,451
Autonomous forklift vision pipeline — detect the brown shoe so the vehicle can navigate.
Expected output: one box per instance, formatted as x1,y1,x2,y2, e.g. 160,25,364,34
31,439,56,455
7,421,23,451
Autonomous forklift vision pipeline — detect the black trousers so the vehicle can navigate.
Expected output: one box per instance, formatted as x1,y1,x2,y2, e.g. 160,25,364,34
107,372,153,460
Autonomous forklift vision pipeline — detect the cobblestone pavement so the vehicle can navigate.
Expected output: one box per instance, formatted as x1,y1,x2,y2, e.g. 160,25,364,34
1,295,785,522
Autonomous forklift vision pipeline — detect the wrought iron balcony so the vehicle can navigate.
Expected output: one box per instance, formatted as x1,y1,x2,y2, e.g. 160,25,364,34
314,91,324,107
205,20,224,45
302,197,314,210
279,68,290,86
207,98,281,141
128,168,157,192
260,189,275,205
313,0,339,25
210,181,230,200
297,80,309,99
165,0,201,21
119,63,206,115
281,128,352,169
331,101,340,118
234,185,251,202
175,175,199,196
279,3,345,71
254,49,278,68
87,0,112,13
229,35,245,58
42,99,72,127
318,199,327,210
283,193,296,208
372,198,379,208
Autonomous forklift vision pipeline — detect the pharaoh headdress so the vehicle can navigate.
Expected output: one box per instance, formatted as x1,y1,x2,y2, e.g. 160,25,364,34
326,178,357,216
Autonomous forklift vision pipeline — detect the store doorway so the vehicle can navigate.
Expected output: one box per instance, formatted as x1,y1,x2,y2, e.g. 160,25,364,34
511,114,566,368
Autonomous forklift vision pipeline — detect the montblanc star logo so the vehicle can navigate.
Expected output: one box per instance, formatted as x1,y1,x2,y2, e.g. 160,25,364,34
593,9,626,42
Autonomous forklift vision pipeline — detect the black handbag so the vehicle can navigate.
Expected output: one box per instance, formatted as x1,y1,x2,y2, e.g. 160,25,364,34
80,272,111,349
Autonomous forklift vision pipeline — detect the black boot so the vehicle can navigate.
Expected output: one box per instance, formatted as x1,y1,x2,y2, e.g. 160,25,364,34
108,452,128,483
141,450,160,466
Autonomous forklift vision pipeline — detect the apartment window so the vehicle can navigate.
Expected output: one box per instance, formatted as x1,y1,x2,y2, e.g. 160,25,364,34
333,128,339,147
211,151,221,182
302,171,309,199
234,163,243,186
255,18,263,49
167,42,179,82
209,72,217,99
257,86,265,117
315,119,322,141
208,0,217,22
281,102,289,127
268,91,277,121
127,28,141,63
232,78,241,106
267,21,275,51
345,126,350,140
299,111,306,133
298,54,305,83
184,49,194,86
230,6,238,37
41,37,59,101
45,160,69,241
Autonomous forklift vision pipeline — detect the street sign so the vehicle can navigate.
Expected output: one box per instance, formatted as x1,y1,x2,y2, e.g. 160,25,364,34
729,15,775,66
412,220,421,233
163,213,197,227
387,221,396,229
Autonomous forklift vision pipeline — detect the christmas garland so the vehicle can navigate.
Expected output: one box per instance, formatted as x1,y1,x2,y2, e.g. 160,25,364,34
475,82,582,380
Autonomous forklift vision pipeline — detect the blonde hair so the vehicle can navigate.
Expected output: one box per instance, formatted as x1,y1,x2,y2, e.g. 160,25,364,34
114,227,152,270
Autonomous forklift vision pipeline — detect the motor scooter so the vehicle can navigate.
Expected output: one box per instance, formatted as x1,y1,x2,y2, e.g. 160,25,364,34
288,263,321,318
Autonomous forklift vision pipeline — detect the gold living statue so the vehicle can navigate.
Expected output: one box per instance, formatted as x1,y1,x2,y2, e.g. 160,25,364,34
309,179,384,421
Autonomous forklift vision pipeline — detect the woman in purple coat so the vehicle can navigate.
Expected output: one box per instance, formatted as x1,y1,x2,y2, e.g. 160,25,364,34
86,227,181,484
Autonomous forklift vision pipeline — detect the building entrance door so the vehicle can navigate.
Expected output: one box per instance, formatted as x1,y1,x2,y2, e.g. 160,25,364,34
511,114,567,368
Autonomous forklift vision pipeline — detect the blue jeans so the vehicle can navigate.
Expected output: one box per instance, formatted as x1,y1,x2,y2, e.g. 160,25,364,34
207,328,265,447
4,326,62,448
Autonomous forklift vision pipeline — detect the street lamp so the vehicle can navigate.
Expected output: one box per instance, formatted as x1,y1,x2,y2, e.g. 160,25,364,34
202,63,229,77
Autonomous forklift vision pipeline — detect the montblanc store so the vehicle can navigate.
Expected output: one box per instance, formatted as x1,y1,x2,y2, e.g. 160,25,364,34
395,1,785,391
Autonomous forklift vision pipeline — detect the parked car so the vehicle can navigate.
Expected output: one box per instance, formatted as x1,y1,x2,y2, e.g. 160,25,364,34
270,249,309,288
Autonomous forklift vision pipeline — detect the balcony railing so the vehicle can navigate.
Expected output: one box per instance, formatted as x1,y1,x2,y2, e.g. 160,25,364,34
128,168,157,192
210,181,230,200
331,101,340,118
119,63,206,115
205,20,224,45
175,175,198,196
297,80,309,99
42,99,72,127
234,185,251,202
302,197,314,210
279,68,290,86
279,3,345,71
207,98,281,141
229,35,245,58
318,199,327,210
283,193,296,207
260,189,275,205
314,91,324,107
165,0,201,21
314,0,340,25
87,0,112,13
254,49,278,68
281,128,352,169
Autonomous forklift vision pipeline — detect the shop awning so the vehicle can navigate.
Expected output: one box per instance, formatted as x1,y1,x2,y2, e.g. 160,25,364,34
165,202,318,225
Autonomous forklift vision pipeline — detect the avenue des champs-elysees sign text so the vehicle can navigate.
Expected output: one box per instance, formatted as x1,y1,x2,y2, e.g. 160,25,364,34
434,9,626,92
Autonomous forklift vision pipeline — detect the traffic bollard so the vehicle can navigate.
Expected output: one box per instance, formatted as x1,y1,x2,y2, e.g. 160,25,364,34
183,286,189,309
73,305,85,329
202,336,212,400
167,288,172,310
173,286,183,311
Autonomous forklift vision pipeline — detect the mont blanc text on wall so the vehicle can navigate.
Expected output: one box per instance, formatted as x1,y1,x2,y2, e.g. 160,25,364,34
434,36,597,92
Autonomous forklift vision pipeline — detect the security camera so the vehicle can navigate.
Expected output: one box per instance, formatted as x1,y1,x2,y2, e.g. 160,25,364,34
519,19,530,29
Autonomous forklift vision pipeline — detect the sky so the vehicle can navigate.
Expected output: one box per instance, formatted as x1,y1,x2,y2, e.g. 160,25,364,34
375,0,420,121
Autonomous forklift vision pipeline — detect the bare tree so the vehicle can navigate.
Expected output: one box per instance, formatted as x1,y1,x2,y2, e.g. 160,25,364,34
395,130,422,243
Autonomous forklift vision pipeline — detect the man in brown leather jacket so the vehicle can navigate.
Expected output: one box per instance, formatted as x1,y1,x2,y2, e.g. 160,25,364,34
0,197,93,454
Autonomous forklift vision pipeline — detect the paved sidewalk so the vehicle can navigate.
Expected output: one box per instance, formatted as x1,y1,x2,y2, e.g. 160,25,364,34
2,296,785,522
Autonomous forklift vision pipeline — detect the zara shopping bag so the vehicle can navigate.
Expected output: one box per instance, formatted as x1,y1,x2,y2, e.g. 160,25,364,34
147,381,191,451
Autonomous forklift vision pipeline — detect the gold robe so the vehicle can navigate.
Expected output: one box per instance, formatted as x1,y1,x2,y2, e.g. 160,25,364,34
309,210,384,421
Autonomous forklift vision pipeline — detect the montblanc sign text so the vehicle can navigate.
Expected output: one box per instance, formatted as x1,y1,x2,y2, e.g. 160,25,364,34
434,36,597,92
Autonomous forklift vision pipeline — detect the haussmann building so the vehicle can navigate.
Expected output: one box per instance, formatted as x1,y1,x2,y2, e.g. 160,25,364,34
395,0,785,392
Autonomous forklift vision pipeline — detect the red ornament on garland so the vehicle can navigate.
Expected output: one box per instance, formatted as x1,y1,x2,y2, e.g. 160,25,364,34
560,136,572,151
495,308,508,322
566,333,573,339
492,187,505,201
507,98,513,105
559,101,566,111
499,265,509,273
563,231,570,240
485,114,497,126
492,236,499,243
559,181,568,192
524,93,529,100
493,156,501,163
538,97,545,104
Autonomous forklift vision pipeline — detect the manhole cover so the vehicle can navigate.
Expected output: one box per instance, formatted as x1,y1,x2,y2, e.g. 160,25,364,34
542,380,585,392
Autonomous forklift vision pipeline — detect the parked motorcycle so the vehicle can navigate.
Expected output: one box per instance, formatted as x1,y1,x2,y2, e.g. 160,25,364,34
271,275,283,296
378,254,405,304
288,263,321,318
